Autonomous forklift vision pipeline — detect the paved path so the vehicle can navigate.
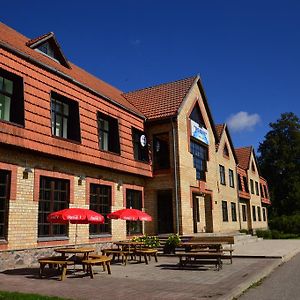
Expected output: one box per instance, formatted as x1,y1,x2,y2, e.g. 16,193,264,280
0,239,299,300
239,252,300,300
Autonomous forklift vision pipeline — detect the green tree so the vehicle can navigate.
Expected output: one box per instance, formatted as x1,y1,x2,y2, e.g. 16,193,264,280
258,112,300,216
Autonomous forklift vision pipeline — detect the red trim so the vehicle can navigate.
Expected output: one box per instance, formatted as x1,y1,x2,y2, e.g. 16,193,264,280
34,169,74,203
85,177,115,206
0,162,17,201
37,240,69,247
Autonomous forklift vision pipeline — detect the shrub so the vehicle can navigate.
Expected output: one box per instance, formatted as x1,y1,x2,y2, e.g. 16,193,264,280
256,229,272,239
163,234,181,254
269,214,300,235
131,235,160,248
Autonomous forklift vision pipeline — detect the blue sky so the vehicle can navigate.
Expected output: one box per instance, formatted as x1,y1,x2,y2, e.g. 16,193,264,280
1,1,299,153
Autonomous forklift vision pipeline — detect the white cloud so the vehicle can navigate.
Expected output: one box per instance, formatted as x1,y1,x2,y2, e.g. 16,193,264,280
227,111,261,132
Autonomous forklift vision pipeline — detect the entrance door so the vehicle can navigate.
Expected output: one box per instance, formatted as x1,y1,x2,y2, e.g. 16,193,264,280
192,194,200,233
157,190,173,234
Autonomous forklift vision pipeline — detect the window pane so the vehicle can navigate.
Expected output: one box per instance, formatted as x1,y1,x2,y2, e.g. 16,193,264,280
3,78,13,94
0,94,11,121
0,170,10,240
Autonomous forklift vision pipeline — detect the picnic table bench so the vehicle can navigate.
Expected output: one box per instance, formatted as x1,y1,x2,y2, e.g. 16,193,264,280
185,236,235,263
38,256,75,281
82,255,112,278
177,252,223,271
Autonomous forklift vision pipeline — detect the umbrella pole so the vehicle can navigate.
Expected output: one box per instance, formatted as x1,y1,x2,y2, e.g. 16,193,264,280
75,223,78,247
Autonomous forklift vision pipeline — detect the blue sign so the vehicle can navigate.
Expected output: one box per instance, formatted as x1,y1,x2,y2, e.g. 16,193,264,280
191,120,209,145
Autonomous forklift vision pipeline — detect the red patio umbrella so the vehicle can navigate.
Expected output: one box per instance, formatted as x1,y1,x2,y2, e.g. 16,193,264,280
107,208,152,221
107,208,152,236
47,208,105,245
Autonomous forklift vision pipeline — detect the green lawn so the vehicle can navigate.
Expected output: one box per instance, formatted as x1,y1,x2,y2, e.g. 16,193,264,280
0,291,70,300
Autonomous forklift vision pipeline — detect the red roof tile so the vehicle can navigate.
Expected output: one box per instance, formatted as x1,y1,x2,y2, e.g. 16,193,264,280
235,146,252,169
123,76,198,121
0,22,141,116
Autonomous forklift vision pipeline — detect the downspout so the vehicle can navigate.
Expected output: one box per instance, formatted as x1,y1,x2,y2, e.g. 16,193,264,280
171,118,180,234
235,165,242,231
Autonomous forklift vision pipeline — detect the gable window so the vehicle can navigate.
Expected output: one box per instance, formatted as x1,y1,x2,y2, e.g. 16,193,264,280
126,189,142,234
37,42,60,61
51,92,80,142
0,170,10,240
252,205,256,221
231,202,237,222
223,144,229,157
132,128,148,162
264,186,269,198
251,162,256,173
190,140,208,180
98,112,120,154
190,104,205,127
243,176,249,193
38,176,69,238
219,165,226,185
257,206,261,221
89,184,111,235
255,181,259,196
250,179,254,194
229,169,235,188
222,201,228,222
153,133,170,170
242,205,247,222
0,68,24,125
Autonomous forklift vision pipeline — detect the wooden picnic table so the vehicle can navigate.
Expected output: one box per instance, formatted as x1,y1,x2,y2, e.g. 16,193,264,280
179,242,223,252
54,247,95,260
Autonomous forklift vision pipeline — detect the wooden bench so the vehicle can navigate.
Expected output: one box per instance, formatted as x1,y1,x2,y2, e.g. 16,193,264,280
187,236,235,264
134,248,158,264
102,248,134,265
177,252,223,271
38,257,75,281
81,256,112,278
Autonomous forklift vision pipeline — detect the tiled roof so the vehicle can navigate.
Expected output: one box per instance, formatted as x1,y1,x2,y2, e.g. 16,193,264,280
123,76,198,121
26,32,53,46
215,124,225,140
0,22,141,116
235,146,252,169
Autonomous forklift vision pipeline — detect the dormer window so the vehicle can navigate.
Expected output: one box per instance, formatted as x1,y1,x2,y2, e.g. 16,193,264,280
37,42,59,61
27,33,70,68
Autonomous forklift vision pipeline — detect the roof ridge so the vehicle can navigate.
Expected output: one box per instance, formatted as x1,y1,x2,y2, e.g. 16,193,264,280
123,75,198,95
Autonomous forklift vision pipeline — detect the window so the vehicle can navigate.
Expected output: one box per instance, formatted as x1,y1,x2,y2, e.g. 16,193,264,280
238,175,243,191
97,112,120,154
264,186,269,198
219,165,226,185
229,169,235,188
257,207,261,221
126,189,142,234
252,205,256,221
153,133,170,170
260,184,264,197
37,42,59,61
251,162,256,173
190,140,208,180
242,205,247,222
255,181,259,195
38,177,69,238
222,201,228,222
223,144,229,157
190,104,205,127
132,128,148,162
263,208,266,221
231,202,237,222
243,176,249,193
250,179,254,194
89,184,111,235
0,170,10,240
51,92,80,142
0,68,24,125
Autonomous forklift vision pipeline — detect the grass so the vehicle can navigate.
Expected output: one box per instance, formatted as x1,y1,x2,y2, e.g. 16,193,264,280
0,291,69,300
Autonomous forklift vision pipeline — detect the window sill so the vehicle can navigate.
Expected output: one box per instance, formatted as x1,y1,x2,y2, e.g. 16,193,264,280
37,236,69,242
51,135,81,145
0,119,24,128
134,159,150,165
0,239,8,245
89,234,112,239
98,148,121,156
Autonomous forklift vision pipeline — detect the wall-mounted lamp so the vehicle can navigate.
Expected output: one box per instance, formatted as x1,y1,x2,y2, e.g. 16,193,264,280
23,167,33,179
78,175,86,186
117,180,123,191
